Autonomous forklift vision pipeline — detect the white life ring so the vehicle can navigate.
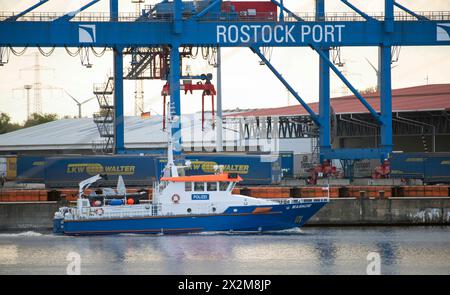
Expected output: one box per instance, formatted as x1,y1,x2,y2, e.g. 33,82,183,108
96,208,104,216
171,194,180,203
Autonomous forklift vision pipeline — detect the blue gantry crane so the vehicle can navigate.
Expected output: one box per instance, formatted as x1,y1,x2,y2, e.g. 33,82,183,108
0,0,449,161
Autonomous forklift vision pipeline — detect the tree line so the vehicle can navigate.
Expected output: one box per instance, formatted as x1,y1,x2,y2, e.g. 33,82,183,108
0,112,59,134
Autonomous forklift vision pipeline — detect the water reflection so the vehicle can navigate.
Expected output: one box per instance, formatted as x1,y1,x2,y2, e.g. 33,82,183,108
315,241,337,267
0,227,449,275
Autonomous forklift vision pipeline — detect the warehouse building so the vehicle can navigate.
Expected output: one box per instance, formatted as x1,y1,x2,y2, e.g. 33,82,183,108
0,84,449,155
228,84,450,153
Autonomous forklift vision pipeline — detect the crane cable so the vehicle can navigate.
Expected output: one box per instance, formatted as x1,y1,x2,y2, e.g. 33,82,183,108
64,46,81,57
9,46,28,56
37,46,55,57
190,46,199,59
201,46,209,59
208,46,217,66
90,46,107,57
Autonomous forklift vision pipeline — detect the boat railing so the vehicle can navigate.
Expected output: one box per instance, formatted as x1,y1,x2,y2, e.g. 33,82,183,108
267,197,329,204
65,204,162,220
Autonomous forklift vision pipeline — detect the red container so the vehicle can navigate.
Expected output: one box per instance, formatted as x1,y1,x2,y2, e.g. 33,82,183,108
222,1,277,21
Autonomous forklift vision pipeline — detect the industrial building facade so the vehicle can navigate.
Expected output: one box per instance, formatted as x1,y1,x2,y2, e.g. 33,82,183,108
0,84,449,156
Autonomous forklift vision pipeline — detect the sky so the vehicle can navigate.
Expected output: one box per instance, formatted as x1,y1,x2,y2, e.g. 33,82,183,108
0,0,450,124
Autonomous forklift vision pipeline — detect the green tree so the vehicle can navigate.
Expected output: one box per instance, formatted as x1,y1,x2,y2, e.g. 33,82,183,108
23,113,59,128
0,112,22,134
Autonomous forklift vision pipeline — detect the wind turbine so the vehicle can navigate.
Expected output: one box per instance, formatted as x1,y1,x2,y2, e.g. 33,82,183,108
365,58,398,93
65,91,96,118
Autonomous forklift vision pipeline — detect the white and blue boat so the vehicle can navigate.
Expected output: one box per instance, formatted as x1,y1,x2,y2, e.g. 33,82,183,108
53,109,329,236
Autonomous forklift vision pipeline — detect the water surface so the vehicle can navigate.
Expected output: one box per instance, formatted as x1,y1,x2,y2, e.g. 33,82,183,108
0,226,449,275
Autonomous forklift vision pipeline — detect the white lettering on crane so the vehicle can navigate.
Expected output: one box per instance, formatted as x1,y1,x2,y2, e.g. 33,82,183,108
216,24,346,44
301,24,346,43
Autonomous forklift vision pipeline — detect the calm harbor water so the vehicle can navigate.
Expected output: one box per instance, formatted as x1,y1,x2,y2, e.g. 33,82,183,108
0,226,449,275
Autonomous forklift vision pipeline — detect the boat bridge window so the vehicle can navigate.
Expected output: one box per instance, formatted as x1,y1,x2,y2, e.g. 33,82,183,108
194,182,205,191
228,182,236,191
219,182,228,191
185,182,192,191
207,182,217,191
159,181,168,191
177,167,186,176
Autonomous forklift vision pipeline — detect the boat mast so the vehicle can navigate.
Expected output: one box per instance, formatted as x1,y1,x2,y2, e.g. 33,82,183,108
164,102,178,178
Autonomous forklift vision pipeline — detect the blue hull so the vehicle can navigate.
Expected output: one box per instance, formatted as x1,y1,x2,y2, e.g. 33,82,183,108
55,202,327,236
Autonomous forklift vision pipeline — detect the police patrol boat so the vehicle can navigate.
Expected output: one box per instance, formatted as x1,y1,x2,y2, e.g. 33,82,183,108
53,107,329,236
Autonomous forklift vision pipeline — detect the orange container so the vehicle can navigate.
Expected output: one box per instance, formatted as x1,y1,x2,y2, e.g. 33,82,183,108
25,190,38,201
232,188,241,194
425,186,434,197
39,190,48,201
440,186,449,197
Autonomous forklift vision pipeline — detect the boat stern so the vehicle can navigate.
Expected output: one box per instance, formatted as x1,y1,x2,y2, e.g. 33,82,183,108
53,212,64,234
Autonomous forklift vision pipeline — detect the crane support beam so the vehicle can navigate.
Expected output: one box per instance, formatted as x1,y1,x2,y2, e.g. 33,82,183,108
380,0,394,152
340,0,377,22
316,0,331,159
174,0,183,34
4,0,49,22
393,2,429,21
251,47,321,126
54,0,101,22
271,0,304,21
194,0,222,19
113,46,125,153
110,0,118,21
313,46,383,125
379,45,392,152
1,21,450,47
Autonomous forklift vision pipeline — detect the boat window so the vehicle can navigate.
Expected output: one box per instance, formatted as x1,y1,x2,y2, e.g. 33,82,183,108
159,181,168,191
185,182,192,191
207,182,217,191
194,182,205,191
228,182,236,191
177,167,185,176
219,182,228,191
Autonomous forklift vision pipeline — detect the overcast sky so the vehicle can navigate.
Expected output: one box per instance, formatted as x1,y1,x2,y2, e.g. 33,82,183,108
0,0,449,123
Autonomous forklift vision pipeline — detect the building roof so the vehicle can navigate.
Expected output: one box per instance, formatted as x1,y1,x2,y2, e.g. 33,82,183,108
0,114,239,151
226,84,450,117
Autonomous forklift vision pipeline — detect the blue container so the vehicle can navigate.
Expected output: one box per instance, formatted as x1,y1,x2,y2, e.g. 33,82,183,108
390,152,450,183
423,153,450,183
156,153,281,185
280,151,294,179
16,155,46,183
390,153,426,179
45,155,157,188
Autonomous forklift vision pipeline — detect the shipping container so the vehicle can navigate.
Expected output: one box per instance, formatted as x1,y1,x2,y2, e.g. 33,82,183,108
423,154,450,183
280,151,294,179
0,157,6,177
293,153,315,178
15,156,46,183
353,159,381,178
156,153,282,185
390,152,450,183
221,1,277,21
6,156,17,179
390,153,427,179
44,155,158,188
